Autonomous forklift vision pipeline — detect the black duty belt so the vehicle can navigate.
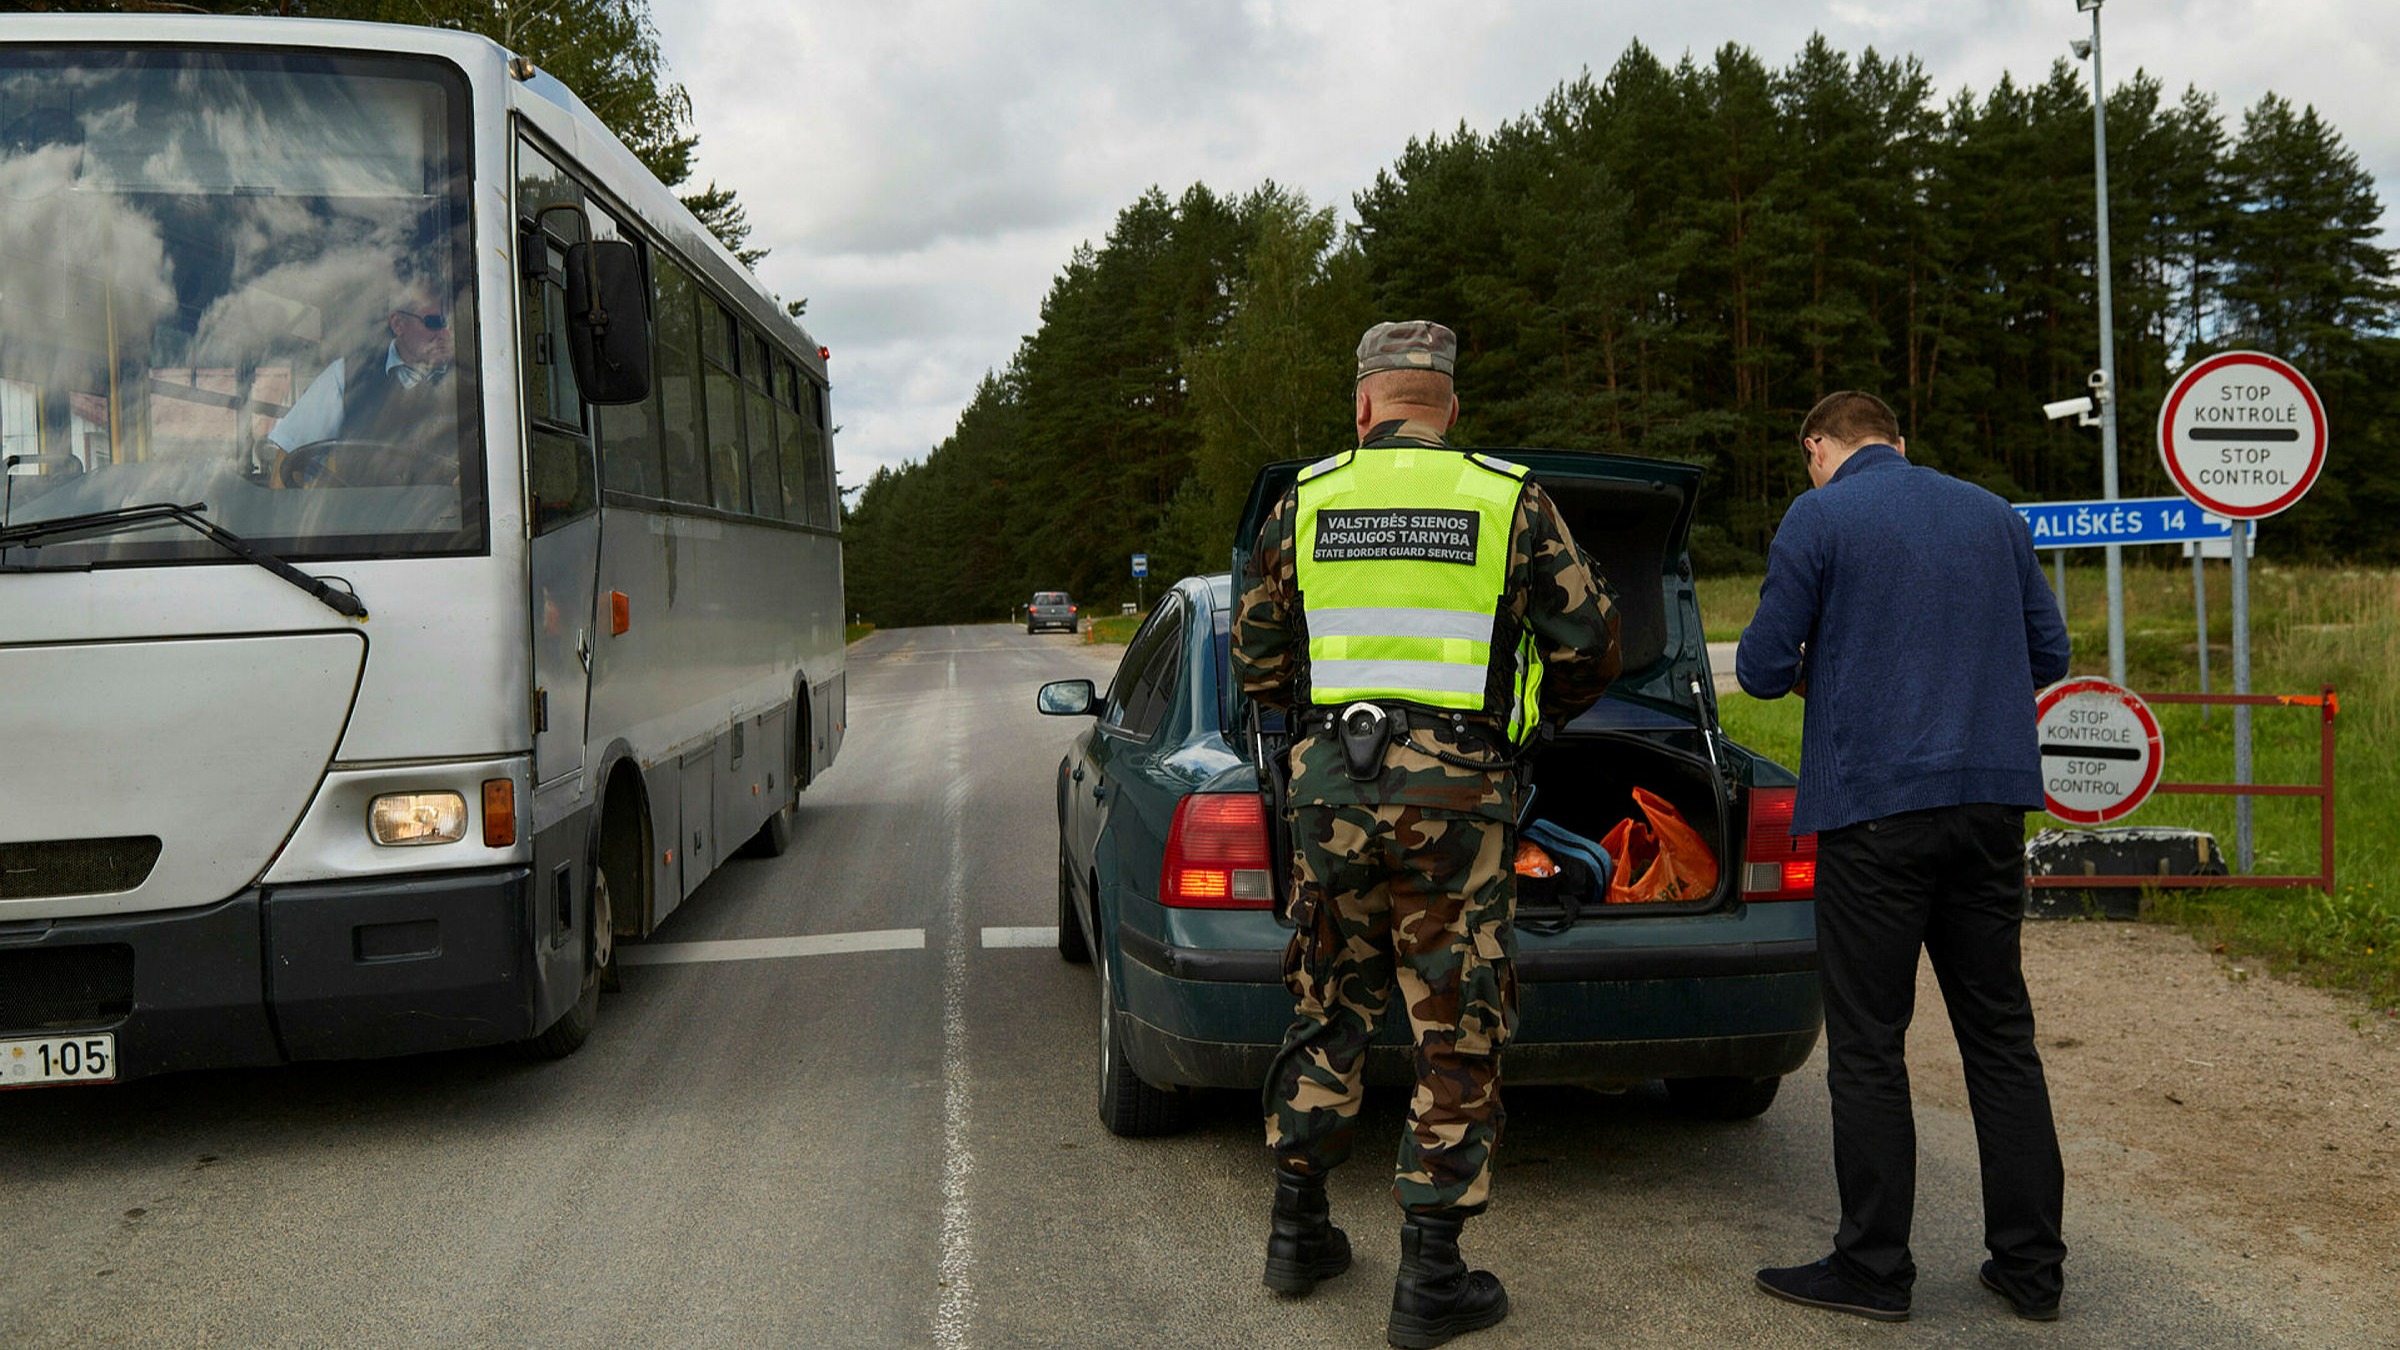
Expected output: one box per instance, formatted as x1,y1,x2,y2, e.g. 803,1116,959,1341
1310,703,1501,742
1311,702,1522,776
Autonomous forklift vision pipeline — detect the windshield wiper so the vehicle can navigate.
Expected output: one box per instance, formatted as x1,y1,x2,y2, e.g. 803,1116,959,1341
0,501,367,620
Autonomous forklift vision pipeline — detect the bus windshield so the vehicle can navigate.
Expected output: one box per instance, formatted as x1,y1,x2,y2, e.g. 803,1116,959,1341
0,48,483,564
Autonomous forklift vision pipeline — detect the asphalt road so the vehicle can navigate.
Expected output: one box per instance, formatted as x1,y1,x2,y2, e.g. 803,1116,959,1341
1,624,2367,1348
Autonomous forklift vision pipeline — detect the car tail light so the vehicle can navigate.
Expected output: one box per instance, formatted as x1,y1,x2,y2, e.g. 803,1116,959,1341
1161,792,1275,909
1740,786,1816,901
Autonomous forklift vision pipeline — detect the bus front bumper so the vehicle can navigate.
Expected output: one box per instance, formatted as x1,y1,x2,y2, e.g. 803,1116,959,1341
0,866,535,1086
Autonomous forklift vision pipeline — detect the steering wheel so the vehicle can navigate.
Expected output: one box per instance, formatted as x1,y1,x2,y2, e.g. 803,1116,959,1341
282,439,456,489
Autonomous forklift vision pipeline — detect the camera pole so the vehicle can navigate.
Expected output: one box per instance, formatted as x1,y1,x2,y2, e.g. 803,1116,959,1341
2079,0,2127,687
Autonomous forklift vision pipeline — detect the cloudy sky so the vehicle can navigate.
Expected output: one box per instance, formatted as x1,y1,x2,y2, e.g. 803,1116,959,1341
649,0,2400,490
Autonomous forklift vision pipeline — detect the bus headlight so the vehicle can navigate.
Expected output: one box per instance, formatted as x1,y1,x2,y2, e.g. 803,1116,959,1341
368,792,469,846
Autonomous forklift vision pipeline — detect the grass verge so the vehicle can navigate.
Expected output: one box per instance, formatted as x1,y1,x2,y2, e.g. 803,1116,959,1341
845,623,875,643
1085,613,1145,645
1702,562,2398,1017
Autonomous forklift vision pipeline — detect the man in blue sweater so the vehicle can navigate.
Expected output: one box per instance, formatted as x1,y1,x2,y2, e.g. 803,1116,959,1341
1738,391,2072,1325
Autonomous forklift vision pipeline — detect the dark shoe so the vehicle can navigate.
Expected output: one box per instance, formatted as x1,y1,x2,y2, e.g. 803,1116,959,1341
1754,1256,1910,1323
1980,1260,2061,1321
1387,1211,1508,1348
1262,1165,1352,1296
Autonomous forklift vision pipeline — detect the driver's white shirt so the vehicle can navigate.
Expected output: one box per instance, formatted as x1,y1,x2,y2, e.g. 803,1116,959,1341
262,342,441,462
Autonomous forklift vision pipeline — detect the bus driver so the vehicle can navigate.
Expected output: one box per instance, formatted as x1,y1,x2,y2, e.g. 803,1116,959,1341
262,278,458,487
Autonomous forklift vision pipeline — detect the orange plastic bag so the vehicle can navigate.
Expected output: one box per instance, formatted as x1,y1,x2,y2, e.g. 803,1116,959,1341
1599,787,1718,904
1513,840,1560,878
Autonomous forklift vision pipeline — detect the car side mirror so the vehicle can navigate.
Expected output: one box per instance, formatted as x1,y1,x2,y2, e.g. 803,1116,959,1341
1037,679,1098,717
563,238,651,405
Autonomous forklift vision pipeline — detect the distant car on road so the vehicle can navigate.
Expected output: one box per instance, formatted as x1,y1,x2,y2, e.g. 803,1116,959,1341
1028,591,1078,634
1039,450,1824,1137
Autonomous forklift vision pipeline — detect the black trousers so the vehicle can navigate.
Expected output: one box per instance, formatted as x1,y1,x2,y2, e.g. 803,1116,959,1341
1815,803,2066,1305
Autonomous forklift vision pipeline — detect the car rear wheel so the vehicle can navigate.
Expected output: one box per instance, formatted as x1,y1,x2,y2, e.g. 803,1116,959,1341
1665,1074,1781,1120
1057,846,1090,964
1096,938,1188,1136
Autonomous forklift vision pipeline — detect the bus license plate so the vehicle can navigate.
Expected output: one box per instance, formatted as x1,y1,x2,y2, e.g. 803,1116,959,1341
2,1034,118,1087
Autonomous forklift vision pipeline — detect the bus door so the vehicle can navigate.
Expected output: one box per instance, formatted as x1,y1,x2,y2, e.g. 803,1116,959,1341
519,140,604,786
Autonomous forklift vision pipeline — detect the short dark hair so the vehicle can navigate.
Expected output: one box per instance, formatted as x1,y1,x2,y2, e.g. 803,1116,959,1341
1800,391,1901,448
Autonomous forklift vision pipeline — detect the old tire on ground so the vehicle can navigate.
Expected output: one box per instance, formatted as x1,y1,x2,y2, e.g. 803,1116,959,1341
1665,1074,1781,1120
1057,847,1091,964
520,870,614,1059
1096,939,1187,1136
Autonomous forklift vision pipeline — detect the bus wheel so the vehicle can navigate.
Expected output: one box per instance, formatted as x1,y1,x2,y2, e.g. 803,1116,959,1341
521,870,612,1059
743,804,795,859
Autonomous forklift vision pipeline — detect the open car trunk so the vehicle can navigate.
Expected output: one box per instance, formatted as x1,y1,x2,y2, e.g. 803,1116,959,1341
1230,446,1712,729
1517,727,1736,922
1232,447,1740,924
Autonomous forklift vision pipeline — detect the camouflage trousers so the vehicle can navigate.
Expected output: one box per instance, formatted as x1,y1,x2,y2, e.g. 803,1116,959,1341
1262,802,1517,1215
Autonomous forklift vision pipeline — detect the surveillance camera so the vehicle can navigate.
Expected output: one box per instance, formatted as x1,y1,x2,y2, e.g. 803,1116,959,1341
2086,369,2111,390
2044,396,2096,421
2069,38,2093,59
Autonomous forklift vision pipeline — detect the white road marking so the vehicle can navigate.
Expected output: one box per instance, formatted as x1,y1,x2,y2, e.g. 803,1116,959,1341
615,930,925,966
980,926,1058,948
934,671,978,1349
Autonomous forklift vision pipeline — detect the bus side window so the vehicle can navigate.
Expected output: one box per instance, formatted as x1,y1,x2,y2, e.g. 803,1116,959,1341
743,330,785,520
595,238,663,498
515,138,585,431
700,303,747,514
517,136,593,535
654,258,709,506
801,377,834,528
529,427,595,534
776,360,807,528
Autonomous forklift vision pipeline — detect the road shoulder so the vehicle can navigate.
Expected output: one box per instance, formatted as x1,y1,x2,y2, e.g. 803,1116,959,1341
1908,920,2398,1334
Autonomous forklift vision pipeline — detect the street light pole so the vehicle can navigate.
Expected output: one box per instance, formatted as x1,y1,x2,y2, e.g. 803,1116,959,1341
2079,0,2127,686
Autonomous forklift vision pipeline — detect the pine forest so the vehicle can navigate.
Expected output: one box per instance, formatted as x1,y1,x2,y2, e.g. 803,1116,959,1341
841,37,2399,626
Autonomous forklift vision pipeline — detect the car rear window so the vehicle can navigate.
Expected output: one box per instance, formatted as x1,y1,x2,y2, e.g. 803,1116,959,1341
1035,592,1070,604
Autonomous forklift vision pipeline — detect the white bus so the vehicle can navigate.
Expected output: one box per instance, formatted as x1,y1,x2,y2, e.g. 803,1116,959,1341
0,16,846,1086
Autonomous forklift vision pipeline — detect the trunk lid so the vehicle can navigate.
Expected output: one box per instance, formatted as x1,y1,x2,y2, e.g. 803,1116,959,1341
1232,447,1711,726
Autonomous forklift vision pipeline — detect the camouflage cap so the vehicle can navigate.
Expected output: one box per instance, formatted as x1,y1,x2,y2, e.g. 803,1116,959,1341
1356,320,1457,380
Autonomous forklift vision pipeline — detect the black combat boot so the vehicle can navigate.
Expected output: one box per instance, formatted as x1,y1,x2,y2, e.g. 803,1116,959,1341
1385,1210,1508,1348
1261,1164,1352,1296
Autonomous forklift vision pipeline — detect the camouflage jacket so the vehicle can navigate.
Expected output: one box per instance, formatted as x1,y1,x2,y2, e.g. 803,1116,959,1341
1233,421,1623,819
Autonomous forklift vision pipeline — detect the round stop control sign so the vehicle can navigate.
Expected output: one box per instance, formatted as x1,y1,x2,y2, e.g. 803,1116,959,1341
2158,351,2326,519
2035,679,2164,825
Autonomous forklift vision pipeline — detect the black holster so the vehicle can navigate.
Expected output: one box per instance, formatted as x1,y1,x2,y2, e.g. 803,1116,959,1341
1335,702,1393,781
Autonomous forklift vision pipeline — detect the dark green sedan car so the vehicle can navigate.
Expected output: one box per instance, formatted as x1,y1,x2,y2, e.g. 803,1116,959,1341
1039,451,1821,1136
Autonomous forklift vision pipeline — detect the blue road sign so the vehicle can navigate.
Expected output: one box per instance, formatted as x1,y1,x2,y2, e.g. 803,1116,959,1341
2012,497,2231,549
1131,552,1148,578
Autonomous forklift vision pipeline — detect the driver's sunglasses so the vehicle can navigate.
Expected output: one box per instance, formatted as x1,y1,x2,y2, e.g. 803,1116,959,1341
397,310,448,330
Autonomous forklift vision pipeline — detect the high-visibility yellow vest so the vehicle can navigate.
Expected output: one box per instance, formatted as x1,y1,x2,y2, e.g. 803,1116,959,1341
1294,443,1544,743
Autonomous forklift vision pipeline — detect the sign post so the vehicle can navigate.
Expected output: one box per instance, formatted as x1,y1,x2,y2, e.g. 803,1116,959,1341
1131,552,1148,613
2159,350,2326,870
2192,546,2208,718
2011,497,2230,668
2035,679,2164,826
2181,529,2253,724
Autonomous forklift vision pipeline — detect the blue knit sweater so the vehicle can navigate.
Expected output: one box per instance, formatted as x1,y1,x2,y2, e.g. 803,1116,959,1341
1735,446,2072,836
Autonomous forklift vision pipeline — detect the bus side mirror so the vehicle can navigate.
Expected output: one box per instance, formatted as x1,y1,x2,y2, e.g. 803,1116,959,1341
563,238,651,405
